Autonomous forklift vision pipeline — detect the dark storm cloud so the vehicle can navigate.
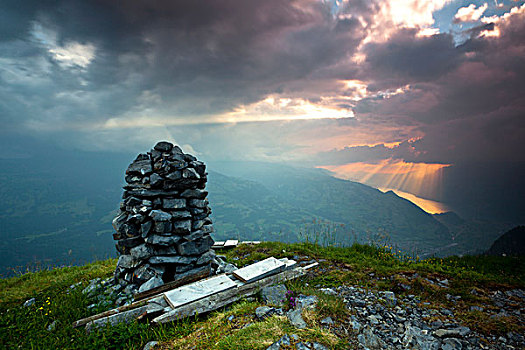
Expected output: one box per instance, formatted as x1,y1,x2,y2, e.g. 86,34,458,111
1,0,524,167
340,7,525,165
362,30,463,88
0,0,367,129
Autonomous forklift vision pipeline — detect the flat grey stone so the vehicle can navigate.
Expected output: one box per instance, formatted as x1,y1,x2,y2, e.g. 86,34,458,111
261,284,287,307
149,173,163,187
174,264,212,281
171,220,191,234
162,198,186,210
154,141,173,152
196,250,216,265
180,189,208,199
149,210,171,221
188,199,208,208
145,234,181,246
138,277,164,293
130,244,153,260
435,329,461,338
177,236,213,255
165,171,182,180
170,211,192,220
201,224,214,234
192,219,205,230
287,309,307,329
133,264,156,283
383,291,397,306
153,220,171,234
143,340,159,350
312,342,329,350
186,229,205,242
148,255,196,265
256,306,276,320
117,255,137,269
442,338,462,350
266,334,291,350
297,295,318,310
296,343,310,350
140,221,153,237
182,168,200,179
23,298,36,307
127,160,153,175
46,320,57,332
358,326,384,349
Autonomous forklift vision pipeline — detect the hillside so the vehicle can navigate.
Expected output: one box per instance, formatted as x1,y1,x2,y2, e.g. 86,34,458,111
1,242,523,349
0,154,458,276
209,161,451,252
432,212,514,256
486,226,525,256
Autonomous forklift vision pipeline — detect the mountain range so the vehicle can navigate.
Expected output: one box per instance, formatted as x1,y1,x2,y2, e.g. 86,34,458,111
0,152,515,276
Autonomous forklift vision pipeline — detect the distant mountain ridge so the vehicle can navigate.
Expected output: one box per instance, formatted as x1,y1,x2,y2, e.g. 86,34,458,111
0,154,507,276
207,161,451,253
486,226,525,256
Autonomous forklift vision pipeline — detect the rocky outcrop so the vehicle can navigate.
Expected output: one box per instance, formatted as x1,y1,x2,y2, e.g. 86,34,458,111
112,141,216,293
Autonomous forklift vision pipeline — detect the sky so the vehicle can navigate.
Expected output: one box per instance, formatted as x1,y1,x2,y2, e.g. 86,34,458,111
1,0,525,218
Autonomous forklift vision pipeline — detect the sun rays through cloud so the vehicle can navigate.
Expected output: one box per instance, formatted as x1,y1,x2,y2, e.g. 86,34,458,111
318,158,451,213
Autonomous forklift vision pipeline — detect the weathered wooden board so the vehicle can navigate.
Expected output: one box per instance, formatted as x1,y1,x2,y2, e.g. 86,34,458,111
163,274,237,309
73,295,160,328
232,256,286,283
133,267,210,301
279,257,297,270
152,263,318,324
223,239,239,248
212,241,225,248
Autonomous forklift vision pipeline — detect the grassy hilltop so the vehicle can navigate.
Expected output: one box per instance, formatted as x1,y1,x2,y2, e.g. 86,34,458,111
1,242,523,349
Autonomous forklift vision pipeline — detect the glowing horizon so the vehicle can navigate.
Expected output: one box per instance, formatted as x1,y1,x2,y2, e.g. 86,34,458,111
318,159,452,213
379,187,450,214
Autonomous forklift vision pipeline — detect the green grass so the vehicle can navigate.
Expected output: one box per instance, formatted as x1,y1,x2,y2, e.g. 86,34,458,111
0,242,523,349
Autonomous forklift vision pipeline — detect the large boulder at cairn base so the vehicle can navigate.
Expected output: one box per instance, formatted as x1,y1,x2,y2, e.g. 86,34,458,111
113,141,217,293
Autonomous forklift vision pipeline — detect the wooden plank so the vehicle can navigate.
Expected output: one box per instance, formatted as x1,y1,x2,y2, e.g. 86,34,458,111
73,265,210,327
72,295,159,328
134,267,210,301
164,274,237,309
212,241,225,248
223,239,239,248
152,263,318,324
279,258,297,270
232,257,285,283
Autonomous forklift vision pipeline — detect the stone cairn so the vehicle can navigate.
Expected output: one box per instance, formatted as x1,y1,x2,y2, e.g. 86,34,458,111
112,141,217,294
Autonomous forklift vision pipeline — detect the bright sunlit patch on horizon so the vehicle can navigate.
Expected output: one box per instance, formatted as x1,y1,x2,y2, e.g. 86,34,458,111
97,95,354,130
378,187,449,214
318,158,451,213
223,96,354,122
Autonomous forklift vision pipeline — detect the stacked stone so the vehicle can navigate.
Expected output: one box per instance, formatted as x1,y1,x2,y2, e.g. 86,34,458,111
112,141,216,293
